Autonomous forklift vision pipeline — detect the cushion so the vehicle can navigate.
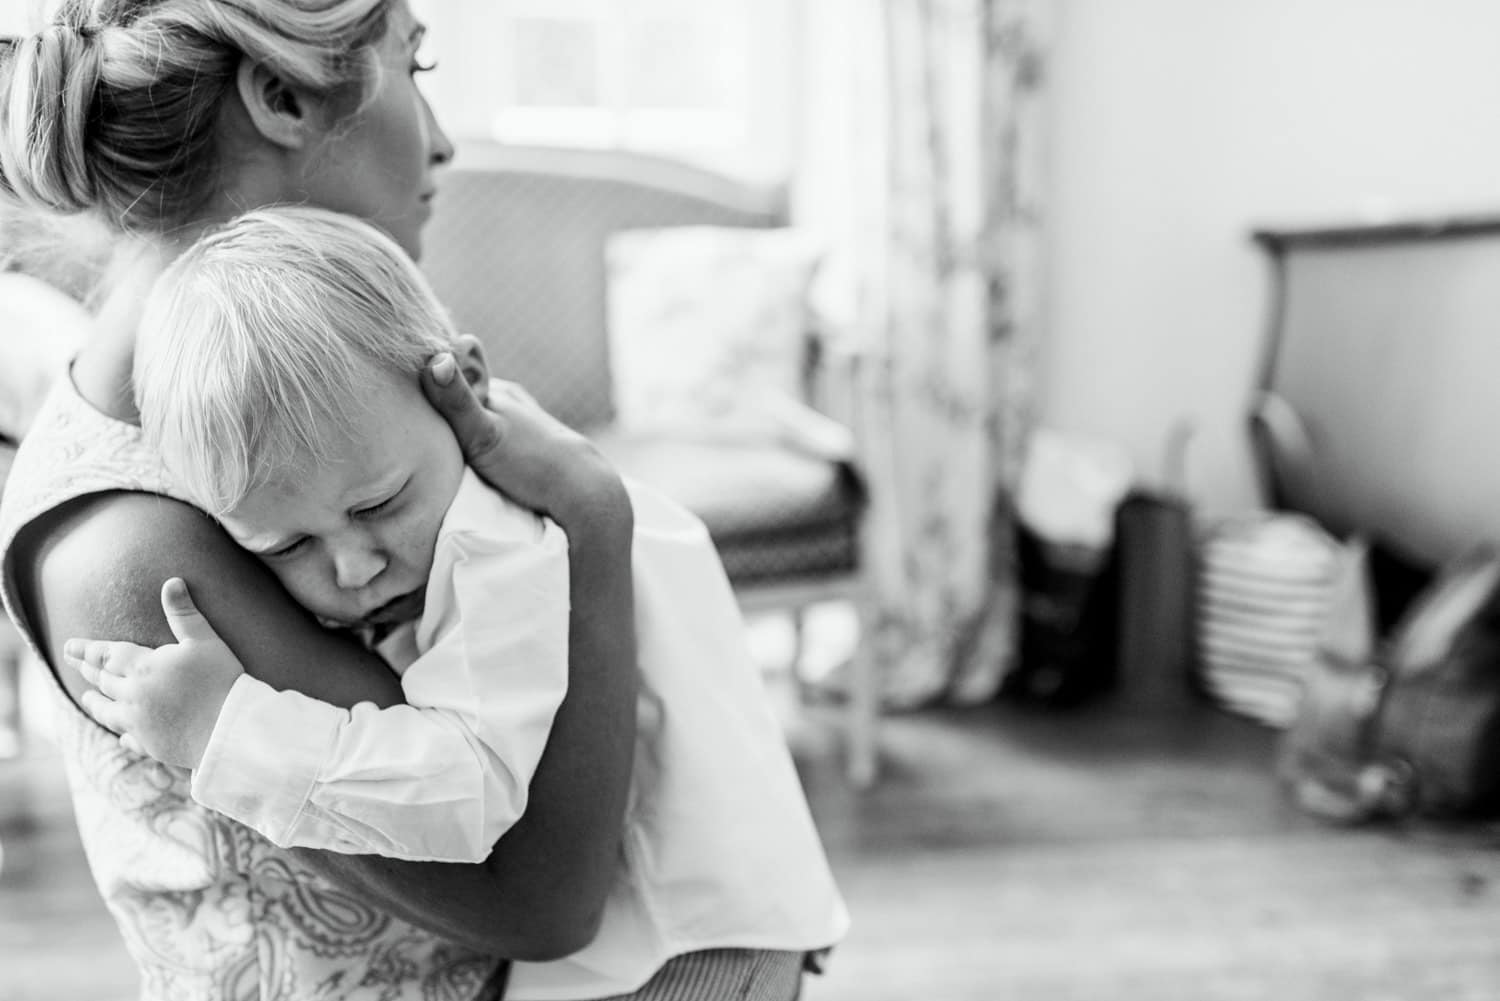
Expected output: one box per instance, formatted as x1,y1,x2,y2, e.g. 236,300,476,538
715,522,859,585
0,273,90,442
604,225,822,432
593,429,863,584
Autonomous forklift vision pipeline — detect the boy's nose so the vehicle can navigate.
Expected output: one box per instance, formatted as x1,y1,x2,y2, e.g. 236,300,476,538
332,545,387,591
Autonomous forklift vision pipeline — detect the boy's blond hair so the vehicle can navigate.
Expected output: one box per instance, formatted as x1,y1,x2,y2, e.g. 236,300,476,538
134,206,458,516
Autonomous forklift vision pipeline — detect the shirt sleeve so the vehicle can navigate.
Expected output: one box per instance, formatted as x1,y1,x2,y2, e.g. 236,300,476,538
190,502,572,862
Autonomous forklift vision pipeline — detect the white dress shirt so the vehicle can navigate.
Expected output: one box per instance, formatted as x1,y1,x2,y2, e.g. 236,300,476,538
192,471,849,1000
192,469,570,861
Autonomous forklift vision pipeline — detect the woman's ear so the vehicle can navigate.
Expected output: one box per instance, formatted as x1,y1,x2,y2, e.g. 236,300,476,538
234,59,319,150
452,334,492,404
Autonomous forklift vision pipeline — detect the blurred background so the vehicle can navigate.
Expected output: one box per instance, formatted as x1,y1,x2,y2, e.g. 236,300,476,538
5,1,1500,998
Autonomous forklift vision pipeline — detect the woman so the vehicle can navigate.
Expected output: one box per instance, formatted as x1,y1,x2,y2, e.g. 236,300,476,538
0,1,638,997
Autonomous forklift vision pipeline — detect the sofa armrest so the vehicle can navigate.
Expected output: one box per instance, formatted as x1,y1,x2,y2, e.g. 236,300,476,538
804,312,867,434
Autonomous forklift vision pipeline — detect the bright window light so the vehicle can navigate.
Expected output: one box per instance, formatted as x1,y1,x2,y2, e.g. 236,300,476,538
413,0,795,183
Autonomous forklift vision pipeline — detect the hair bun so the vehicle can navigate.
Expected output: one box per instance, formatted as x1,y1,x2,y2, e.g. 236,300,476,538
0,23,106,213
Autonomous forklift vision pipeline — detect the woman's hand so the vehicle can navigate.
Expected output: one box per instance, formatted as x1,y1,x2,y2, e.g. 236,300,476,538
420,351,627,523
420,349,638,951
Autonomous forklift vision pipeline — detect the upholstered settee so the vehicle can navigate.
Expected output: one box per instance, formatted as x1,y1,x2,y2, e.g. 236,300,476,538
421,145,866,579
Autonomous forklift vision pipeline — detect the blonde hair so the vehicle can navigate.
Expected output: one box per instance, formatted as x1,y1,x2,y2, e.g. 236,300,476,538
134,206,458,515
0,0,392,233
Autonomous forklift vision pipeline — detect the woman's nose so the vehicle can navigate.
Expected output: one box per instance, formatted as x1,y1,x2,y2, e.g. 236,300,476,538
426,97,455,167
332,542,387,591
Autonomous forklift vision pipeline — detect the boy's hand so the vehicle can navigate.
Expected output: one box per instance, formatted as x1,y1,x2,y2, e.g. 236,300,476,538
64,578,245,769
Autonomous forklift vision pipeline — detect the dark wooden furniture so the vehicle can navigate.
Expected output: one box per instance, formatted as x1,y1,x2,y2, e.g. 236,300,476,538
1251,215,1500,571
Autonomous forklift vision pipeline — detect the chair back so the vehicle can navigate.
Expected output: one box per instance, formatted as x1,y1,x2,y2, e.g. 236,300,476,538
1252,218,1500,569
422,144,788,431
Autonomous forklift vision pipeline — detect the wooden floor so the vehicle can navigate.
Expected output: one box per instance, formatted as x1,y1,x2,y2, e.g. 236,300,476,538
4,668,1500,1001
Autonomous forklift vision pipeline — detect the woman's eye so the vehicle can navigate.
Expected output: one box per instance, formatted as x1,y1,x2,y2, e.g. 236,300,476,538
412,56,437,75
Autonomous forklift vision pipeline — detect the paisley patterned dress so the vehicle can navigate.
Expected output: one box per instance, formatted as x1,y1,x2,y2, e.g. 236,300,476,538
0,373,505,1001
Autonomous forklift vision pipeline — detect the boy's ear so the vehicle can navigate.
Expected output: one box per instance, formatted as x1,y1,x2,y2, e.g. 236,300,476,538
452,335,492,404
235,59,321,150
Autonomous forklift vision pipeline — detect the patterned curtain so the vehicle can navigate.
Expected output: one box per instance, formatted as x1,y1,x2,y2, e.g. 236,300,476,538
799,0,1048,707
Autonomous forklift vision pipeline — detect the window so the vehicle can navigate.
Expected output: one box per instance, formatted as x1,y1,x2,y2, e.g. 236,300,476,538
415,0,797,182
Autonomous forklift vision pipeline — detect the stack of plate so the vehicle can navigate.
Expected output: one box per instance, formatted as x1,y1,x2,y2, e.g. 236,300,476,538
1196,513,1341,727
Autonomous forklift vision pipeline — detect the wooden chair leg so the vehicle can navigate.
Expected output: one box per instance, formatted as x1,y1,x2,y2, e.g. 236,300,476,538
787,609,807,682
846,599,878,787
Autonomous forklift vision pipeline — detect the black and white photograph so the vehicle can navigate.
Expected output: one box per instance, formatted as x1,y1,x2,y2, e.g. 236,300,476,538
2,1,1500,999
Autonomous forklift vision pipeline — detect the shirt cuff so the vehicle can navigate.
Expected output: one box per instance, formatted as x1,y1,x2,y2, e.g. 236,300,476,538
190,675,335,847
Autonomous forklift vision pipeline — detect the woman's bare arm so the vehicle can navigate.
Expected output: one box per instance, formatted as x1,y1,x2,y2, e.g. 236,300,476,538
304,469,636,955
14,481,635,959
413,361,639,952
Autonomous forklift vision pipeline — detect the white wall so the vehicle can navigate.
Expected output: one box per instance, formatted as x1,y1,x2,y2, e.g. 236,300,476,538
1042,0,1500,517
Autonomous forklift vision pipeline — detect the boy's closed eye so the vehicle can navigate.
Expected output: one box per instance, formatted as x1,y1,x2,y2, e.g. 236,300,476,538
233,477,413,562
352,492,401,521
351,476,411,521
262,536,311,560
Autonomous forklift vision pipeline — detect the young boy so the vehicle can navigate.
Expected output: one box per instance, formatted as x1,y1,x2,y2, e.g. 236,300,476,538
64,207,847,1000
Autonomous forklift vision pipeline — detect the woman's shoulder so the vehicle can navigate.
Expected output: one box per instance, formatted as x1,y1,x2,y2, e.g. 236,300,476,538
0,373,201,665
0,370,165,561
0,369,176,533
11,491,229,657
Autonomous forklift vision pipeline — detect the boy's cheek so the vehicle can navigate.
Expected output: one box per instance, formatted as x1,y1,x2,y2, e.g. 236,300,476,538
275,567,340,621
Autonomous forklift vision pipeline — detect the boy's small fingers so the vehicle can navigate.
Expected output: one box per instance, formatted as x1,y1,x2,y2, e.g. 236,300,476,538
79,640,113,673
62,638,89,668
160,578,214,644
71,653,100,687
161,577,194,614
100,668,128,699
79,688,124,733
88,640,137,676
72,660,124,702
119,733,145,756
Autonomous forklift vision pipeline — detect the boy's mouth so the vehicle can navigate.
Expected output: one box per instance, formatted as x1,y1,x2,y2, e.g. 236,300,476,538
362,587,427,628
